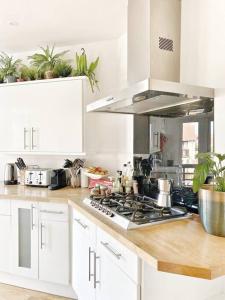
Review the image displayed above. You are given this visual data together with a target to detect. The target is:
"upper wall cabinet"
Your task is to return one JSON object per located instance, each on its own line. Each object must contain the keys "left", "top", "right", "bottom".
{"left": 0, "top": 77, "right": 85, "bottom": 155}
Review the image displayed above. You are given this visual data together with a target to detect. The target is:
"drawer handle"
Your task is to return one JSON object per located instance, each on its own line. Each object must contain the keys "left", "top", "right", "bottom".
{"left": 40, "top": 210, "right": 64, "bottom": 215}
{"left": 100, "top": 241, "right": 121, "bottom": 260}
{"left": 74, "top": 218, "right": 88, "bottom": 229}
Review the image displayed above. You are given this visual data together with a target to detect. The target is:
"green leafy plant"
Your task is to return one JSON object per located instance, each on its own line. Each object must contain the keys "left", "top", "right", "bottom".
{"left": 17, "top": 65, "right": 40, "bottom": 81}
{"left": 193, "top": 152, "right": 225, "bottom": 193}
{"left": 28, "top": 46, "right": 69, "bottom": 73}
{"left": 0, "top": 52, "right": 21, "bottom": 78}
{"left": 0, "top": 70, "right": 4, "bottom": 83}
{"left": 72, "top": 48, "right": 99, "bottom": 92}
{"left": 26, "top": 66, "right": 40, "bottom": 80}
{"left": 53, "top": 60, "right": 72, "bottom": 78}
{"left": 18, "top": 65, "right": 29, "bottom": 81}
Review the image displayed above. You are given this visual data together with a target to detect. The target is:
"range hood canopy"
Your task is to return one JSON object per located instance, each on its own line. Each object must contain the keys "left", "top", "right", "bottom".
{"left": 87, "top": 78, "right": 214, "bottom": 117}
{"left": 87, "top": 0, "right": 215, "bottom": 117}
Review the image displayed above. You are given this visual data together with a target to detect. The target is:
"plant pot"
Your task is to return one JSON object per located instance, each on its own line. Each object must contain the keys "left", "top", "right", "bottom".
{"left": 5, "top": 75, "right": 17, "bottom": 83}
{"left": 199, "top": 185, "right": 225, "bottom": 237}
{"left": 44, "top": 70, "right": 54, "bottom": 79}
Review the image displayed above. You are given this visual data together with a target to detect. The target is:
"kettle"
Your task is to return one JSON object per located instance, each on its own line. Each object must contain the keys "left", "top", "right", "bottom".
{"left": 4, "top": 163, "right": 18, "bottom": 185}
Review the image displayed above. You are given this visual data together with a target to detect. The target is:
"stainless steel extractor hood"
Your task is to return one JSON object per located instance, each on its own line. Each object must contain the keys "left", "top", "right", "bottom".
{"left": 87, "top": 0, "right": 215, "bottom": 117}
{"left": 87, "top": 78, "right": 214, "bottom": 116}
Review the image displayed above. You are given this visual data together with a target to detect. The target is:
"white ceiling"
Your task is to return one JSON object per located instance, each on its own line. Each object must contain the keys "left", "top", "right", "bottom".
{"left": 0, "top": 0, "right": 127, "bottom": 53}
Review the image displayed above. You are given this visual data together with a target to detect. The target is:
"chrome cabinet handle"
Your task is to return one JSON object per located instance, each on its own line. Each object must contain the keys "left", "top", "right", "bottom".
{"left": 31, "top": 127, "right": 38, "bottom": 150}
{"left": 100, "top": 241, "right": 122, "bottom": 260}
{"left": 40, "top": 223, "right": 45, "bottom": 249}
{"left": 88, "top": 247, "right": 94, "bottom": 282}
{"left": 94, "top": 252, "right": 100, "bottom": 289}
{"left": 31, "top": 205, "right": 35, "bottom": 230}
{"left": 40, "top": 210, "right": 64, "bottom": 215}
{"left": 74, "top": 218, "right": 88, "bottom": 229}
{"left": 24, "top": 128, "right": 29, "bottom": 150}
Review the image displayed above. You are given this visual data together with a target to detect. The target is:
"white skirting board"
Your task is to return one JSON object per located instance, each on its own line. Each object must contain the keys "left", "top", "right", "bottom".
{"left": 0, "top": 272, "right": 77, "bottom": 299}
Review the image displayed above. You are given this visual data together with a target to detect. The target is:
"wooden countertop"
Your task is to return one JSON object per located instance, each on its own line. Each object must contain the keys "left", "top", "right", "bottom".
{"left": 1, "top": 183, "right": 225, "bottom": 280}
{"left": 0, "top": 183, "right": 88, "bottom": 203}
{"left": 69, "top": 196, "right": 225, "bottom": 280}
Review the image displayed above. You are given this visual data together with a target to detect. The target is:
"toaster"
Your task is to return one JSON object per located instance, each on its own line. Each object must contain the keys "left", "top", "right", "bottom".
{"left": 25, "top": 168, "right": 52, "bottom": 187}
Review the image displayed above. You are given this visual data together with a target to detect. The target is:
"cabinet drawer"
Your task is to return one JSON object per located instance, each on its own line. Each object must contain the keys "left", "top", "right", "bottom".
{"left": 97, "top": 228, "right": 140, "bottom": 284}
{"left": 0, "top": 200, "right": 11, "bottom": 216}
{"left": 73, "top": 209, "right": 96, "bottom": 244}
{"left": 39, "top": 203, "right": 68, "bottom": 222}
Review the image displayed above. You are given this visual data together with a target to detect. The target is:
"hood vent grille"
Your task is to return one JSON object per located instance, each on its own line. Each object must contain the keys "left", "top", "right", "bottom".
{"left": 159, "top": 37, "right": 174, "bottom": 52}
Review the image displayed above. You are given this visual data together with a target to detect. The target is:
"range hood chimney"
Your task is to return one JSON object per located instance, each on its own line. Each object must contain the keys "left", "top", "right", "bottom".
{"left": 87, "top": 0, "right": 214, "bottom": 117}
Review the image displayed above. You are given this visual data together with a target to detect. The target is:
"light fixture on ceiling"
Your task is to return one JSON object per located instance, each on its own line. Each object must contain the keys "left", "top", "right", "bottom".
{"left": 8, "top": 21, "right": 19, "bottom": 26}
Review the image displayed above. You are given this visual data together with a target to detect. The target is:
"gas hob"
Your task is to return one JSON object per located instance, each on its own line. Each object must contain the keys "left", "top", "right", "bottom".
{"left": 83, "top": 193, "right": 192, "bottom": 229}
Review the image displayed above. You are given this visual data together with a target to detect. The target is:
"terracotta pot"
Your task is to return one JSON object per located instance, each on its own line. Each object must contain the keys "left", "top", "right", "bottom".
{"left": 199, "top": 185, "right": 225, "bottom": 237}
{"left": 44, "top": 70, "right": 54, "bottom": 79}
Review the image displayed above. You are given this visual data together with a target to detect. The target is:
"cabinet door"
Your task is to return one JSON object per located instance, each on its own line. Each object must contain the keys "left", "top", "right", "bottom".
{"left": 25, "top": 78, "right": 84, "bottom": 154}
{"left": 72, "top": 211, "right": 96, "bottom": 300}
{"left": 39, "top": 220, "right": 69, "bottom": 285}
{"left": 0, "top": 215, "right": 11, "bottom": 273}
{"left": 0, "top": 85, "right": 31, "bottom": 152}
{"left": 96, "top": 242, "right": 140, "bottom": 300}
{"left": 12, "top": 201, "right": 38, "bottom": 278}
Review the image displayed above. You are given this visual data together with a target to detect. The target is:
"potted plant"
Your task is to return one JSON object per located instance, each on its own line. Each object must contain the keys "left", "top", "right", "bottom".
{"left": 28, "top": 46, "right": 69, "bottom": 79}
{"left": 0, "top": 52, "right": 21, "bottom": 83}
{"left": 193, "top": 152, "right": 225, "bottom": 237}
{"left": 0, "top": 71, "right": 4, "bottom": 84}
{"left": 53, "top": 60, "right": 72, "bottom": 78}
{"left": 17, "top": 65, "right": 29, "bottom": 82}
{"left": 72, "top": 48, "right": 99, "bottom": 92}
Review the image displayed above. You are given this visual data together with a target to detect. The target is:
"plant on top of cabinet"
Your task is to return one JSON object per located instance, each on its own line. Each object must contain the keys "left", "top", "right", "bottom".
{"left": 28, "top": 45, "right": 69, "bottom": 79}
{"left": 0, "top": 52, "right": 21, "bottom": 83}
{"left": 72, "top": 48, "right": 99, "bottom": 92}
{"left": 193, "top": 152, "right": 225, "bottom": 237}
{"left": 17, "top": 65, "right": 40, "bottom": 81}
{"left": 53, "top": 60, "right": 72, "bottom": 78}
{"left": 17, "top": 65, "right": 29, "bottom": 82}
{"left": 0, "top": 71, "right": 4, "bottom": 84}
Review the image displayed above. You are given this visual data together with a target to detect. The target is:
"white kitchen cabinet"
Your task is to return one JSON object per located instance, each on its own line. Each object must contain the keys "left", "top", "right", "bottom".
{"left": 72, "top": 209, "right": 96, "bottom": 300}
{"left": 96, "top": 228, "right": 140, "bottom": 300}
{"left": 0, "top": 84, "right": 31, "bottom": 152}
{"left": 0, "top": 200, "right": 11, "bottom": 273}
{"left": 72, "top": 209, "right": 140, "bottom": 300}
{"left": 39, "top": 203, "right": 69, "bottom": 285}
{"left": 11, "top": 200, "right": 38, "bottom": 279}
{"left": 0, "top": 77, "right": 85, "bottom": 154}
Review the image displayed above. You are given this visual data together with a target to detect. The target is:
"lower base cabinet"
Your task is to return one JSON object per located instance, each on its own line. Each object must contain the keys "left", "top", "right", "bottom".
{"left": 96, "top": 242, "right": 140, "bottom": 300}
{"left": 0, "top": 201, "right": 12, "bottom": 273}
{"left": 72, "top": 209, "right": 141, "bottom": 300}
{"left": 12, "top": 200, "right": 39, "bottom": 279}
{"left": 39, "top": 203, "right": 69, "bottom": 285}
{"left": 72, "top": 210, "right": 96, "bottom": 300}
{"left": 11, "top": 200, "right": 69, "bottom": 285}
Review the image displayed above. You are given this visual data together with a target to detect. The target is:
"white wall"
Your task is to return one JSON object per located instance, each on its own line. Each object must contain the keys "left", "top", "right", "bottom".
{"left": 214, "top": 89, "right": 225, "bottom": 153}
{"left": 181, "top": 0, "right": 225, "bottom": 88}
{"left": 0, "top": 38, "right": 133, "bottom": 180}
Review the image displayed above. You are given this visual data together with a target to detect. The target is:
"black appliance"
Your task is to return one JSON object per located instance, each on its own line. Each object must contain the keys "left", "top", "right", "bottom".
{"left": 48, "top": 169, "right": 67, "bottom": 190}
